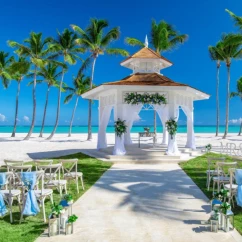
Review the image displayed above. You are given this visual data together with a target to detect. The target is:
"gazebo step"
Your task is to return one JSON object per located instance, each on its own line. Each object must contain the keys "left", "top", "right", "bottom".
{"left": 107, "top": 155, "right": 182, "bottom": 161}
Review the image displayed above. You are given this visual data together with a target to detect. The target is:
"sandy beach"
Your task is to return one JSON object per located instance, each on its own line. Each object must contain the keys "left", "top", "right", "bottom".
{"left": 0, "top": 132, "right": 241, "bottom": 164}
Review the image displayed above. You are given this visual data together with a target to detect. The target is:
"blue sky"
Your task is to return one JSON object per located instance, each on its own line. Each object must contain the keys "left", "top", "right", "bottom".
{"left": 0, "top": 0, "right": 242, "bottom": 126}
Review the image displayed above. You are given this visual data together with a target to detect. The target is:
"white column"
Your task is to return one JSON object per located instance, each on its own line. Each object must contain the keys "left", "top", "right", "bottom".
{"left": 113, "top": 104, "right": 126, "bottom": 155}
{"left": 181, "top": 104, "right": 196, "bottom": 150}
{"left": 166, "top": 94, "right": 180, "bottom": 155}
{"left": 97, "top": 105, "right": 113, "bottom": 150}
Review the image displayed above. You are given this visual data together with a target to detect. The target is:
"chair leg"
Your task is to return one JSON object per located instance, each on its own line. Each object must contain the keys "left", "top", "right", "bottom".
{"left": 50, "top": 193, "right": 54, "bottom": 204}
{"left": 9, "top": 196, "right": 13, "bottom": 223}
{"left": 212, "top": 181, "right": 215, "bottom": 195}
{"left": 80, "top": 176, "right": 84, "bottom": 190}
{"left": 19, "top": 196, "right": 27, "bottom": 224}
{"left": 64, "top": 184, "right": 67, "bottom": 194}
{"left": 41, "top": 197, "right": 46, "bottom": 223}
{"left": 76, "top": 178, "right": 79, "bottom": 194}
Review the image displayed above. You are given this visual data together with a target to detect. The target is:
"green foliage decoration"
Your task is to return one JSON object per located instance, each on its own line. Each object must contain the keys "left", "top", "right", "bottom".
{"left": 124, "top": 92, "right": 167, "bottom": 105}
{"left": 166, "top": 118, "right": 178, "bottom": 139}
{"left": 68, "top": 214, "right": 78, "bottom": 223}
{"left": 114, "top": 118, "right": 127, "bottom": 137}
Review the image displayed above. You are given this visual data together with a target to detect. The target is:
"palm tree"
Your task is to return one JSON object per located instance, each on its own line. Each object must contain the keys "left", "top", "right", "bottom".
{"left": 46, "top": 29, "right": 83, "bottom": 140}
{"left": 208, "top": 42, "right": 224, "bottom": 136}
{"left": 9, "top": 57, "right": 30, "bottom": 137}
{"left": 28, "top": 63, "right": 62, "bottom": 137}
{"left": 217, "top": 34, "right": 242, "bottom": 139}
{"left": 226, "top": 9, "right": 242, "bottom": 31}
{"left": 231, "top": 77, "right": 242, "bottom": 135}
{"left": 8, "top": 32, "right": 52, "bottom": 140}
{"left": 71, "top": 19, "right": 129, "bottom": 140}
{"left": 125, "top": 19, "right": 188, "bottom": 136}
{"left": 0, "top": 51, "right": 13, "bottom": 88}
{"left": 64, "top": 74, "right": 90, "bottom": 137}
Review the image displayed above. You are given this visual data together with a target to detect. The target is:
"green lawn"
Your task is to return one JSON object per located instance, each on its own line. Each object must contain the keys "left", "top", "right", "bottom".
{"left": 180, "top": 152, "right": 242, "bottom": 234}
{"left": 0, "top": 153, "right": 112, "bottom": 242}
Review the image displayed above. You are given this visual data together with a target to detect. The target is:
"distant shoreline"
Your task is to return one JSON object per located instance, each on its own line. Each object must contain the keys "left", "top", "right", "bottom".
{"left": 0, "top": 125, "right": 241, "bottom": 133}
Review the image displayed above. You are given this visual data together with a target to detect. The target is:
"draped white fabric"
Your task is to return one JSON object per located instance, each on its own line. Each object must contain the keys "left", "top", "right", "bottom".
{"left": 181, "top": 106, "right": 196, "bottom": 150}
{"left": 123, "top": 104, "right": 143, "bottom": 145}
{"left": 166, "top": 105, "right": 180, "bottom": 155}
{"left": 97, "top": 105, "right": 113, "bottom": 150}
{"left": 153, "top": 104, "right": 169, "bottom": 145}
{"left": 113, "top": 134, "right": 126, "bottom": 155}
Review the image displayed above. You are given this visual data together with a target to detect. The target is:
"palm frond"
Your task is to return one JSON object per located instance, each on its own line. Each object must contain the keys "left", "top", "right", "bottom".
{"left": 64, "top": 93, "right": 74, "bottom": 104}
{"left": 226, "top": 9, "right": 242, "bottom": 31}
{"left": 106, "top": 48, "right": 129, "bottom": 56}
{"left": 125, "top": 37, "right": 145, "bottom": 47}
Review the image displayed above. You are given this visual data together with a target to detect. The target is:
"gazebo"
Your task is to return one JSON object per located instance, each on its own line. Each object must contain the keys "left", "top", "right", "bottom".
{"left": 82, "top": 41, "right": 209, "bottom": 156}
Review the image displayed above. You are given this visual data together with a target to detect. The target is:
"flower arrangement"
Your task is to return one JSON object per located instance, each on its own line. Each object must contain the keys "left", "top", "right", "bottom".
{"left": 220, "top": 202, "right": 231, "bottom": 215}
{"left": 205, "top": 144, "right": 212, "bottom": 152}
{"left": 166, "top": 118, "right": 178, "bottom": 139}
{"left": 51, "top": 203, "right": 63, "bottom": 218}
{"left": 213, "top": 189, "right": 229, "bottom": 201}
{"left": 124, "top": 92, "right": 167, "bottom": 105}
{"left": 114, "top": 118, "right": 127, "bottom": 137}
{"left": 68, "top": 214, "right": 78, "bottom": 223}
{"left": 144, "top": 127, "right": 150, "bottom": 133}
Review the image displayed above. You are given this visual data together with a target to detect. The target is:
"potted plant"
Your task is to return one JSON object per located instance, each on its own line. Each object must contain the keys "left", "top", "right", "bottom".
{"left": 66, "top": 214, "right": 78, "bottom": 235}
{"left": 50, "top": 203, "right": 63, "bottom": 218}
{"left": 64, "top": 194, "right": 74, "bottom": 205}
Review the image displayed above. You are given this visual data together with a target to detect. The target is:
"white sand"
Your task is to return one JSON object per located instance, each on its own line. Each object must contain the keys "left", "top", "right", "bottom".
{"left": 0, "top": 132, "right": 241, "bottom": 165}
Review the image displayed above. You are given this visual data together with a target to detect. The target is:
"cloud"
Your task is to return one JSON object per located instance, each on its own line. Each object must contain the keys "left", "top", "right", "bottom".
{"left": 229, "top": 118, "right": 242, "bottom": 124}
{"left": 23, "top": 116, "right": 30, "bottom": 122}
{"left": 0, "top": 114, "right": 6, "bottom": 122}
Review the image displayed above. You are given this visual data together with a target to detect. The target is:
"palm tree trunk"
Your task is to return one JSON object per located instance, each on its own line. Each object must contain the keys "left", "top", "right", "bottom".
{"left": 223, "top": 64, "right": 231, "bottom": 139}
{"left": 39, "top": 85, "right": 50, "bottom": 137}
{"left": 11, "top": 81, "right": 21, "bottom": 137}
{"left": 238, "top": 121, "right": 242, "bottom": 136}
{"left": 68, "top": 96, "right": 79, "bottom": 137}
{"left": 215, "top": 63, "right": 220, "bottom": 136}
{"left": 24, "top": 66, "right": 37, "bottom": 140}
{"left": 47, "top": 68, "right": 65, "bottom": 140}
{"left": 87, "top": 55, "right": 97, "bottom": 141}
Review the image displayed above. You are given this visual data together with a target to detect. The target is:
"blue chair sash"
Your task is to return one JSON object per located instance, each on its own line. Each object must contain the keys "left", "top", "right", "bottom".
{"left": 21, "top": 172, "right": 40, "bottom": 216}
{"left": 0, "top": 173, "right": 8, "bottom": 216}
{"left": 235, "top": 169, "right": 242, "bottom": 207}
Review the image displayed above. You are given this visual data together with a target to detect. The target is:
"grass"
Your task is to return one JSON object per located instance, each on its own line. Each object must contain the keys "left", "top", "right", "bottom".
{"left": 179, "top": 152, "right": 242, "bottom": 234}
{"left": 0, "top": 153, "right": 112, "bottom": 242}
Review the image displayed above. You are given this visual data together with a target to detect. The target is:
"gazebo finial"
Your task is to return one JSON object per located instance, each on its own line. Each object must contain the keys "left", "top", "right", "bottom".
{"left": 145, "top": 35, "right": 148, "bottom": 48}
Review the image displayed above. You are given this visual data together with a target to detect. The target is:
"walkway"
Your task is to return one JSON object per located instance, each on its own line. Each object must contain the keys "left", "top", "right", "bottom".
{"left": 37, "top": 164, "right": 241, "bottom": 242}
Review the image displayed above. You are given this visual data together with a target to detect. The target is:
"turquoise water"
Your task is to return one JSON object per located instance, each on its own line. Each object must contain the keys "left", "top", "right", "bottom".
{"left": 0, "top": 125, "right": 241, "bottom": 133}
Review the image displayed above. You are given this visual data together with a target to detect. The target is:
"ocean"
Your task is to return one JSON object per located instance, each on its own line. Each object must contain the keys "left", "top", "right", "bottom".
{"left": 0, "top": 125, "right": 241, "bottom": 133}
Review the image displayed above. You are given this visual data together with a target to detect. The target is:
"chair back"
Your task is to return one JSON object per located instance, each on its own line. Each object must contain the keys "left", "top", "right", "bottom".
{"left": 4, "top": 160, "right": 24, "bottom": 172}
{"left": 34, "top": 160, "right": 53, "bottom": 171}
{"left": 37, "top": 164, "right": 62, "bottom": 185}
{"left": 60, "top": 159, "right": 78, "bottom": 178}
{"left": 216, "top": 162, "right": 238, "bottom": 177}
{"left": 207, "top": 157, "right": 225, "bottom": 171}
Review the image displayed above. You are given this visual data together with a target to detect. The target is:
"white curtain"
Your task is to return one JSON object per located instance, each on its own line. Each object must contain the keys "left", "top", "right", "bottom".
{"left": 97, "top": 105, "right": 113, "bottom": 150}
{"left": 123, "top": 104, "right": 143, "bottom": 145}
{"left": 166, "top": 105, "right": 180, "bottom": 155}
{"left": 181, "top": 106, "right": 196, "bottom": 150}
{"left": 154, "top": 104, "right": 169, "bottom": 145}
{"left": 113, "top": 134, "right": 126, "bottom": 155}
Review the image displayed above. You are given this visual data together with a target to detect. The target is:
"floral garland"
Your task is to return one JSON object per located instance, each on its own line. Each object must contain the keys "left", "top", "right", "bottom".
{"left": 124, "top": 92, "right": 167, "bottom": 105}
{"left": 114, "top": 118, "right": 127, "bottom": 137}
{"left": 166, "top": 118, "right": 178, "bottom": 139}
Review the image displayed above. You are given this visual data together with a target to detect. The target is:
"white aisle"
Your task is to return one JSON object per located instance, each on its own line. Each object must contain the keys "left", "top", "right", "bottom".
{"left": 36, "top": 164, "right": 241, "bottom": 242}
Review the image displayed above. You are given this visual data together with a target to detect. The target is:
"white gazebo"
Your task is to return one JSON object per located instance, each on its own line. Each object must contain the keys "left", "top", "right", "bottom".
{"left": 82, "top": 42, "right": 210, "bottom": 156}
